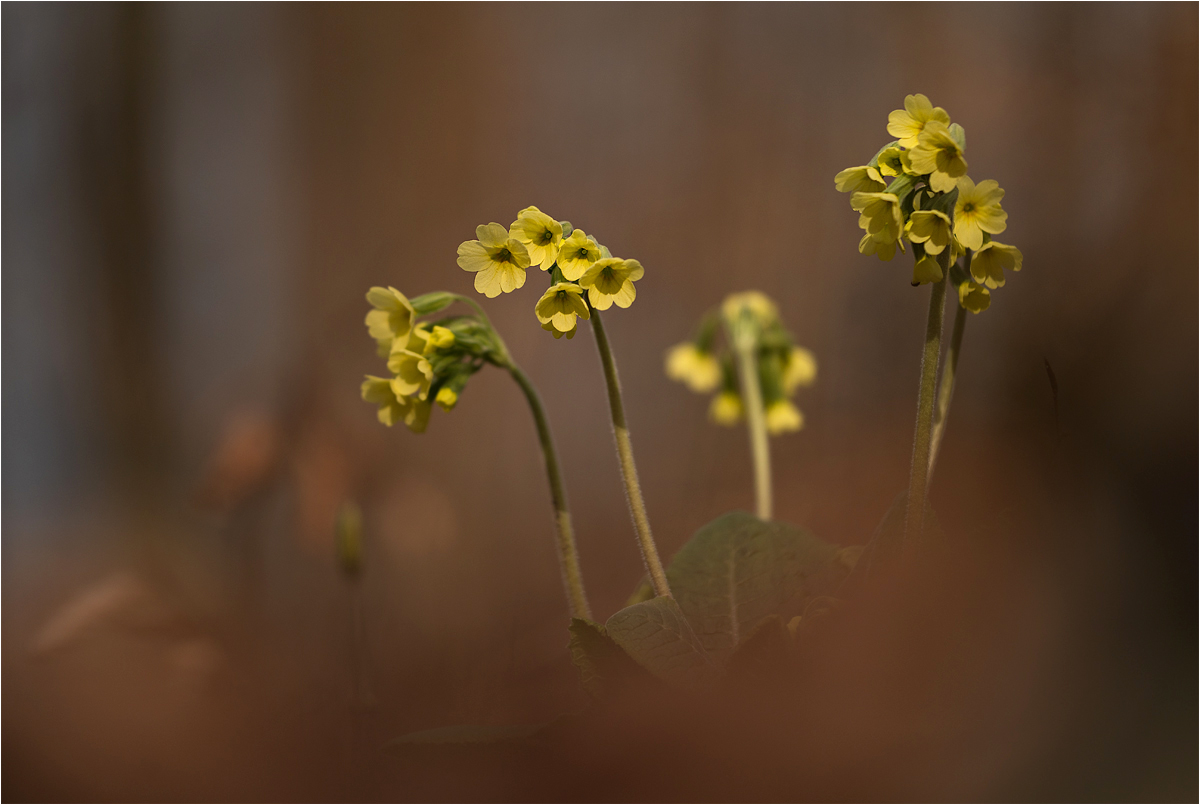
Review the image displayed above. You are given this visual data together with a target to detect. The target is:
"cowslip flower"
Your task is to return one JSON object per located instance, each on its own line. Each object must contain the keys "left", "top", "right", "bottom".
{"left": 457, "top": 223, "right": 531, "bottom": 298}
{"left": 510, "top": 206, "right": 563, "bottom": 271}
{"left": 362, "top": 376, "right": 408, "bottom": 427}
{"left": 911, "top": 254, "right": 944, "bottom": 286}
{"left": 906, "top": 210, "right": 953, "bottom": 256}
{"left": 953, "top": 177, "right": 1007, "bottom": 251}
{"left": 851, "top": 192, "right": 902, "bottom": 243}
{"left": 365, "top": 286, "right": 416, "bottom": 355}
{"left": 535, "top": 282, "right": 591, "bottom": 333}
{"left": 781, "top": 347, "right": 817, "bottom": 393}
{"left": 858, "top": 232, "right": 900, "bottom": 261}
{"left": 876, "top": 146, "right": 913, "bottom": 178}
{"left": 423, "top": 325, "right": 455, "bottom": 354}
{"left": 908, "top": 121, "right": 967, "bottom": 193}
{"left": 834, "top": 165, "right": 886, "bottom": 194}
{"left": 557, "top": 229, "right": 602, "bottom": 281}
{"left": 968, "top": 241, "right": 1023, "bottom": 289}
{"left": 540, "top": 320, "right": 576, "bottom": 340}
{"left": 958, "top": 279, "right": 991, "bottom": 314}
{"left": 435, "top": 387, "right": 458, "bottom": 412}
{"left": 709, "top": 391, "right": 743, "bottom": 425}
{"left": 887, "top": 93, "right": 951, "bottom": 149}
{"left": 387, "top": 349, "right": 433, "bottom": 399}
{"left": 579, "top": 258, "right": 643, "bottom": 310}
{"left": 665, "top": 343, "right": 721, "bottom": 393}
{"left": 765, "top": 399, "right": 803, "bottom": 435}
{"left": 722, "top": 291, "right": 778, "bottom": 326}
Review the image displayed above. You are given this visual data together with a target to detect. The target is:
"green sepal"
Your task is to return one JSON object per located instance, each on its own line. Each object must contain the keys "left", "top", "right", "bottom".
{"left": 558, "top": 220, "right": 573, "bottom": 239}
{"left": 410, "top": 291, "right": 456, "bottom": 315}
{"left": 867, "top": 139, "right": 901, "bottom": 170}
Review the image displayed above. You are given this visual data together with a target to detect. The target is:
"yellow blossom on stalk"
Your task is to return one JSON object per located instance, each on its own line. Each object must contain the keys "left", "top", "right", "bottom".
{"left": 953, "top": 177, "right": 1007, "bottom": 251}
{"left": 709, "top": 391, "right": 743, "bottom": 425}
{"left": 876, "top": 147, "right": 913, "bottom": 178}
{"left": 911, "top": 255, "right": 944, "bottom": 286}
{"left": 782, "top": 347, "right": 817, "bottom": 393}
{"left": 969, "top": 241, "right": 1023, "bottom": 289}
{"left": 858, "top": 232, "right": 900, "bottom": 261}
{"left": 435, "top": 387, "right": 458, "bottom": 412}
{"left": 958, "top": 280, "right": 991, "bottom": 314}
{"left": 540, "top": 320, "right": 576, "bottom": 340}
{"left": 387, "top": 349, "right": 433, "bottom": 399}
{"left": 851, "top": 192, "right": 902, "bottom": 244}
{"left": 404, "top": 398, "right": 431, "bottom": 433}
{"left": 509, "top": 206, "right": 563, "bottom": 271}
{"left": 665, "top": 343, "right": 721, "bottom": 393}
{"left": 365, "top": 286, "right": 416, "bottom": 355}
{"left": 535, "top": 282, "right": 591, "bottom": 333}
{"left": 834, "top": 165, "right": 886, "bottom": 193}
{"left": 906, "top": 210, "right": 953, "bottom": 255}
{"left": 457, "top": 223, "right": 531, "bottom": 298}
{"left": 362, "top": 376, "right": 408, "bottom": 427}
{"left": 423, "top": 325, "right": 455, "bottom": 354}
{"left": 765, "top": 399, "right": 804, "bottom": 435}
{"left": 887, "top": 93, "right": 951, "bottom": 149}
{"left": 557, "top": 229, "right": 603, "bottom": 281}
{"left": 722, "top": 291, "right": 778, "bottom": 325}
{"left": 908, "top": 121, "right": 968, "bottom": 193}
{"left": 579, "top": 258, "right": 643, "bottom": 310}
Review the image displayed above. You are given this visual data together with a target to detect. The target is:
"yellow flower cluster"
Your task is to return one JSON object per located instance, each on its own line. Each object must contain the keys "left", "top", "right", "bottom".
{"left": 666, "top": 291, "right": 815, "bottom": 436}
{"left": 458, "top": 206, "right": 644, "bottom": 338}
{"left": 835, "top": 94, "right": 1023, "bottom": 311}
{"left": 361, "top": 288, "right": 495, "bottom": 432}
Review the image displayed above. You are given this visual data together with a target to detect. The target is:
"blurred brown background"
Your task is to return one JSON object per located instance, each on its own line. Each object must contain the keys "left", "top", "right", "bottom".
{"left": 3, "top": 3, "right": 1196, "bottom": 800}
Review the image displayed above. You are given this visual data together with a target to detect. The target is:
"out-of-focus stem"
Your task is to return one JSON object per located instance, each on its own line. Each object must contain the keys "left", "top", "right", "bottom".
{"left": 733, "top": 339, "right": 772, "bottom": 520}
{"left": 928, "top": 294, "right": 967, "bottom": 483}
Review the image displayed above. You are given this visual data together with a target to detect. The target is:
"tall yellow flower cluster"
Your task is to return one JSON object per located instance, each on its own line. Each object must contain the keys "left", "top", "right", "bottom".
{"left": 457, "top": 206, "right": 644, "bottom": 339}
{"left": 666, "top": 291, "right": 816, "bottom": 436}
{"left": 835, "top": 94, "right": 1023, "bottom": 312}
{"left": 361, "top": 288, "right": 500, "bottom": 432}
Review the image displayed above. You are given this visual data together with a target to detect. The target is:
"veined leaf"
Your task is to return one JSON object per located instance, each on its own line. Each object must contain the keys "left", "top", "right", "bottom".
{"left": 604, "top": 597, "right": 718, "bottom": 688}
{"left": 568, "top": 618, "right": 656, "bottom": 698}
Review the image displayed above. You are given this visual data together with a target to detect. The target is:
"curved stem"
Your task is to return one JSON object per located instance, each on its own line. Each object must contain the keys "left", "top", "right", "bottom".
{"left": 928, "top": 297, "right": 967, "bottom": 484}
{"left": 903, "top": 255, "right": 950, "bottom": 550}
{"left": 734, "top": 341, "right": 772, "bottom": 520}
{"left": 507, "top": 363, "right": 592, "bottom": 621}
{"left": 590, "top": 311, "right": 671, "bottom": 599}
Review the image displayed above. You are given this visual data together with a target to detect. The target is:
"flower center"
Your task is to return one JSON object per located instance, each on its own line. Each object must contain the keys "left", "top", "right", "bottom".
{"left": 962, "top": 203, "right": 975, "bottom": 214}
{"left": 497, "top": 248, "right": 512, "bottom": 263}
{"left": 541, "top": 231, "right": 554, "bottom": 244}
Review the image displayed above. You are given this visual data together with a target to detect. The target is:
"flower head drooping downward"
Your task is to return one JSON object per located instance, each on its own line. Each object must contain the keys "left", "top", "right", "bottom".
{"left": 457, "top": 223, "right": 531, "bottom": 298}
{"left": 666, "top": 343, "right": 721, "bottom": 393}
{"left": 969, "top": 241, "right": 1023, "bottom": 289}
{"left": 851, "top": 191, "right": 903, "bottom": 246}
{"left": 908, "top": 121, "right": 968, "bottom": 193}
{"left": 709, "top": 390, "right": 743, "bottom": 425}
{"left": 510, "top": 206, "right": 563, "bottom": 271}
{"left": 579, "top": 257, "right": 644, "bottom": 310}
{"left": 834, "top": 165, "right": 887, "bottom": 194}
{"left": 365, "top": 286, "right": 416, "bottom": 356}
{"left": 765, "top": 399, "right": 803, "bottom": 435}
{"left": 535, "top": 282, "right": 591, "bottom": 334}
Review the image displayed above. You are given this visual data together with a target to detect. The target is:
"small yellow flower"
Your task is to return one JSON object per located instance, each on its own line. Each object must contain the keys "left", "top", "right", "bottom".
{"left": 579, "top": 258, "right": 643, "bottom": 310}
{"left": 509, "top": 206, "right": 563, "bottom": 271}
{"left": 665, "top": 343, "right": 721, "bottom": 393}
{"left": 404, "top": 398, "right": 431, "bottom": 433}
{"left": 908, "top": 121, "right": 967, "bottom": 193}
{"left": 557, "top": 229, "right": 602, "bottom": 281}
{"left": 858, "top": 232, "right": 900, "bottom": 261}
{"left": 958, "top": 280, "right": 991, "bottom": 314}
{"left": 387, "top": 349, "right": 433, "bottom": 399}
{"left": 911, "top": 255, "right": 944, "bottom": 286}
{"left": 541, "top": 320, "right": 576, "bottom": 340}
{"left": 886, "top": 93, "right": 951, "bottom": 149}
{"left": 722, "top": 291, "right": 778, "bottom": 325}
{"left": 851, "top": 192, "right": 902, "bottom": 243}
{"left": 457, "top": 223, "right": 531, "bottom": 298}
{"left": 876, "top": 147, "right": 913, "bottom": 178}
{"left": 906, "top": 210, "right": 953, "bottom": 255}
{"left": 953, "top": 177, "right": 1007, "bottom": 251}
{"left": 834, "top": 165, "right": 886, "bottom": 194}
{"left": 709, "top": 391, "right": 743, "bottom": 426}
{"left": 423, "top": 325, "right": 455, "bottom": 354}
{"left": 782, "top": 347, "right": 817, "bottom": 393}
{"left": 968, "top": 241, "right": 1023, "bottom": 289}
{"left": 365, "top": 286, "right": 416, "bottom": 355}
{"left": 362, "top": 376, "right": 408, "bottom": 427}
{"left": 535, "top": 282, "right": 591, "bottom": 333}
{"left": 435, "top": 387, "right": 458, "bottom": 412}
{"left": 765, "top": 399, "right": 804, "bottom": 435}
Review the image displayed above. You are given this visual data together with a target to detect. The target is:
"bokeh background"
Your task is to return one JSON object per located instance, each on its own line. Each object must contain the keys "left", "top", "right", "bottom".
{"left": 4, "top": 3, "right": 1196, "bottom": 800}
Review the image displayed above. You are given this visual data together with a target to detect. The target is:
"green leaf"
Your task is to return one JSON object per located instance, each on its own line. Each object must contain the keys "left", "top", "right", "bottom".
{"left": 666, "top": 512, "right": 846, "bottom": 666}
{"left": 841, "top": 490, "right": 942, "bottom": 595}
{"left": 567, "top": 618, "right": 657, "bottom": 698}
{"left": 604, "top": 597, "right": 718, "bottom": 688}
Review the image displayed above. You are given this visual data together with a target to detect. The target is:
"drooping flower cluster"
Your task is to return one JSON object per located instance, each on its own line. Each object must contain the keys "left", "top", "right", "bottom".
{"left": 835, "top": 94, "right": 1023, "bottom": 312}
{"left": 666, "top": 291, "right": 816, "bottom": 436}
{"left": 361, "top": 288, "right": 501, "bottom": 432}
{"left": 457, "top": 206, "right": 644, "bottom": 338}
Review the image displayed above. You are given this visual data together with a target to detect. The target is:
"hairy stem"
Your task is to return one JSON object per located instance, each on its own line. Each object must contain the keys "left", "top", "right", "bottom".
{"left": 590, "top": 311, "right": 671, "bottom": 598}
{"left": 734, "top": 340, "right": 772, "bottom": 520}
{"left": 928, "top": 295, "right": 967, "bottom": 483}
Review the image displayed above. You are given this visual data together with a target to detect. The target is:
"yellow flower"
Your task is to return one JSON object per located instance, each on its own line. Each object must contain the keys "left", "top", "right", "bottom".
{"left": 665, "top": 343, "right": 721, "bottom": 393}
{"left": 365, "top": 286, "right": 416, "bottom": 355}
{"left": 509, "top": 206, "right": 563, "bottom": 271}
{"left": 404, "top": 398, "right": 431, "bottom": 433}
{"left": 557, "top": 229, "right": 602, "bottom": 281}
{"left": 423, "top": 325, "right": 455, "bottom": 354}
{"left": 709, "top": 391, "right": 743, "bottom": 425}
{"left": 906, "top": 210, "right": 953, "bottom": 255}
{"left": 765, "top": 399, "right": 804, "bottom": 435}
{"left": 908, "top": 121, "right": 967, "bottom": 193}
{"left": 958, "top": 280, "right": 991, "bottom": 314}
{"left": 953, "top": 177, "right": 1007, "bottom": 251}
{"left": 851, "top": 192, "right": 902, "bottom": 243}
{"left": 457, "top": 223, "right": 531, "bottom": 298}
{"left": 968, "top": 241, "right": 1023, "bottom": 289}
{"left": 435, "top": 387, "right": 458, "bottom": 412}
{"left": 858, "top": 233, "right": 900, "bottom": 261}
{"left": 834, "top": 165, "right": 886, "bottom": 193}
{"left": 362, "top": 376, "right": 408, "bottom": 426}
{"left": 535, "top": 282, "right": 591, "bottom": 333}
{"left": 782, "top": 347, "right": 817, "bottom": 393}
{"left": 722, "top": 291, "right": 778, "bottom": 325}
{"left": 387, "top": 349, "right": 433, "bottom": 399}
{"left": 579, "top": 258, "right": 643, "bottom": 310}
{"left": 911, "top": 255, "right": 944, "bottom": 286}
{"left": 886, "top": 93, "right": 951, "bottom": 149}
{"left": 541, "top": 320, "right": 576, "bottom": 340}
{"left": 876, "top": 147, "right": 914, "bottom": 178}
